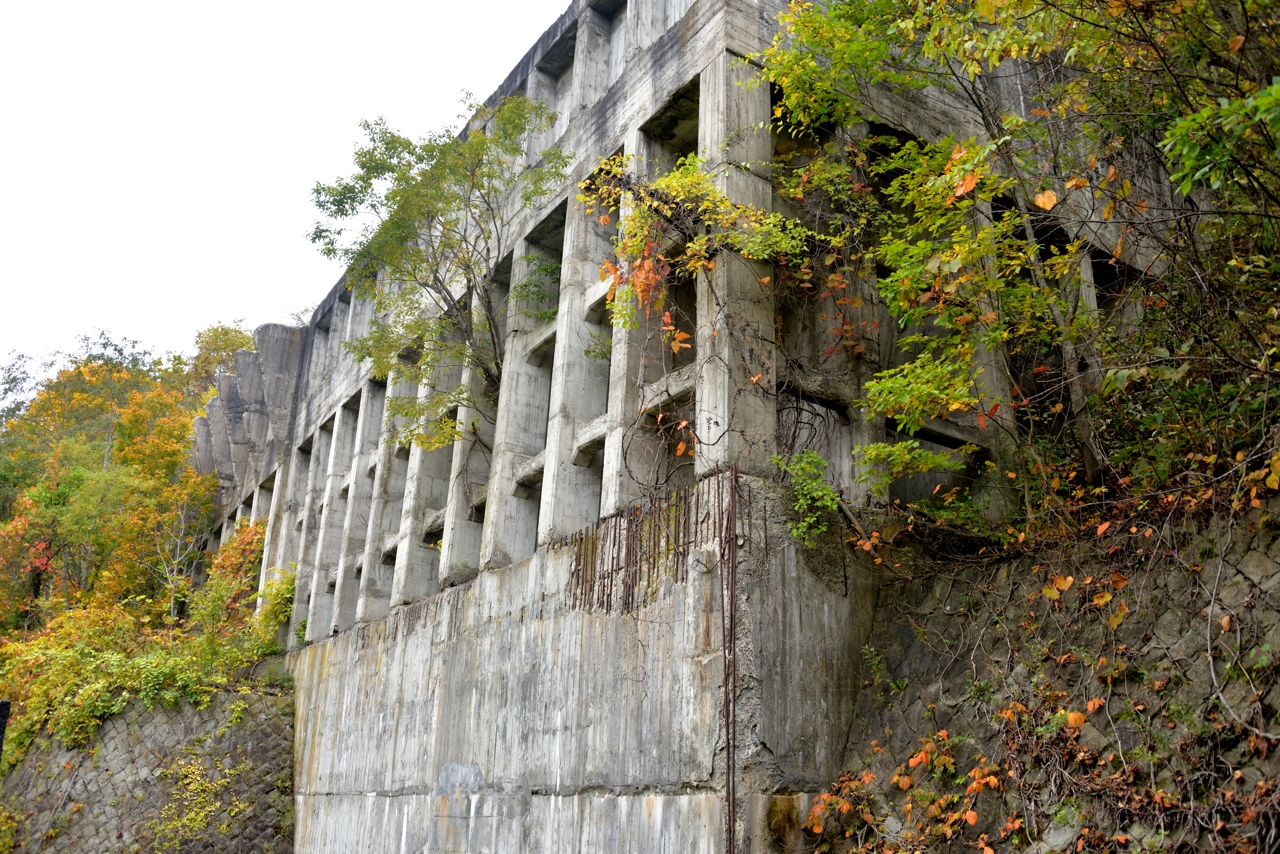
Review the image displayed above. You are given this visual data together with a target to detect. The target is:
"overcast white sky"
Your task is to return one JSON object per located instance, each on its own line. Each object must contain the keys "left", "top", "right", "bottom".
{"left": 0, "top": 0, "right": 572, "bottom": 366}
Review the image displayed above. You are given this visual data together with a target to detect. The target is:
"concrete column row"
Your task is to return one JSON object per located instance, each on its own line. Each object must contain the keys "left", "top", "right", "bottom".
{"left": 241, "top": 29, "right": 783, "bottom": 642}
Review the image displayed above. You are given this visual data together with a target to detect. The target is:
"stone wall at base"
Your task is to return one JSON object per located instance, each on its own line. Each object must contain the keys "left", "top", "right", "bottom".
{"left": 1, "top": 691, "right": 294, "bottom": 854}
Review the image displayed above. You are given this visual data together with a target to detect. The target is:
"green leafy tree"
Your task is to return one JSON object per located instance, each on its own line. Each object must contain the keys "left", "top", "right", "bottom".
{"left": 187, "top": 321, "right": 255, "bottom": 404}
{"left": 311, "top": 95, "right": 570, "bottom": 447}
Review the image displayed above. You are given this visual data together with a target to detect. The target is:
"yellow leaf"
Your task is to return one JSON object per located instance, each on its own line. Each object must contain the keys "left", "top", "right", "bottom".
{"left": 1042, "top": 584, "right": 1060, "bottom": 601}
{"left": 1093, "top": 591, "right": 1113, "bottom": 607}
{"left": 1065, "top": 176, "right": 1088, "bottom": 190}
{"left": 1034, "top": 189, "right": 1058, "bottom": 210}
{"left": 976, "top": 0, "right": 995, "bottom": 19}
{"left": 1108, "top": 610, "right": 1125, "bottom": 629}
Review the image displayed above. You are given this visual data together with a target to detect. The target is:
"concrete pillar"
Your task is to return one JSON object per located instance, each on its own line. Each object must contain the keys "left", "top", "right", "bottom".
{"left": 571, "top": 6, "right": 611, "bottom": 112}
{"left": 438, "top": 365, "right": 495, "bottom": 582}
{"left": 480, "top": 249, "right": 555, "bottom": 570}
{"left": 537, "top": 209, "right": 613, "bottom": 541}
{"left": 329, "top": 381, "right": 386, "bottom": 634}
{"left": 192, "top": 416, "right": 216, "bottom": 476}
{"left": 215, "top": 375, "right": 253, "bottom": 490}
{"left": 695, "top": 50, "right": 776, "bottom": 478}
{"left": 205, "top": 397, "right": 237, "bottom": 501}
{"left": 305, "top": 401, "right": 358, "bottom": 641}
{"left": 234, "top": 350, "right": 269, "bottom": 477}
{"left": 355, "top": 377, "right": 414, "bottom": 624}
{"left": 600, "top": 129, "right": 669, "bottom": 515}
{"left": 294, "top": 432, "right": 329, "bottom": 644}
{"left": 253, "top": 324, "right": 305, "bottom": 447}
{"left": 388, "top": 376, "right": 457, "bottom": 604}
{"left": 254, "top": 462, "right": 287, "bottom": 612}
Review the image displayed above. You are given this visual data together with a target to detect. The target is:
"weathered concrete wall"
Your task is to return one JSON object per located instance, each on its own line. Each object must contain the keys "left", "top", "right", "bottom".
{"left": 1, "top": 691, "right": 293, "bottom": 853}
{"left": 290, "top": 476, "right": 877, "bottom": 852}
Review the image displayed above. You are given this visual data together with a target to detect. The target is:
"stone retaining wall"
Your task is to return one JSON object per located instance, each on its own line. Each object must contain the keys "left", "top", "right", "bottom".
{"left": 1, "top": 691, "right": 293, "bottom": 853}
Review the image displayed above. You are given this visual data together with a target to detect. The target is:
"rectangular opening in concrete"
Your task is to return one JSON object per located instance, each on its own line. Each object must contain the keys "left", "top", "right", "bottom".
{"left": 519, "top": 202, "right": 567, "bottom": 319}
{"left": 777, "top": 394, "right": 855, "bottom": 498}
{"left": 883, "top": 420, "right": 985, "bottom": 506}
{"left": 641, "top": 75, "right": 700, "bottom": 176}
{"left": 645, "top": 398, "right": 697, "bottom": 492}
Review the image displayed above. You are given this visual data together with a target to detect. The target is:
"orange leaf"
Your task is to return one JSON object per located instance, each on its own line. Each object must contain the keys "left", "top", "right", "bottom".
{"left": 898, "top": 775, "right": 913, "bottom": 790}
{"left": 1067, "top": 711, "right": 1086, "bottom": 728}
{"left": 1096, "top": 521, "right": 1111, "bottom": 536}
{"left": 1220, "top": 614, "right": 1231, "bottom": 632}
{"left": 1034, "top": 189, "right": 1058, "bottom": 210}
{"left": 1110, "top": 571, "right": 1128, "bottom": 590}
{"left": 1229, "top": 34, "right": 1245, "bottom": 52}
{"left": 676, "top": 441, "right": 687, "bottom": 457}
{"left": 1065, "top": 175, "right": 1088, "bottom": 190}
{"left": 1053, "top": 574, "right": 1074, "bottom": 592}
{"left": 965, "top": 810, "right": 978, "bottom": 825}
{"left": 954, "top": 173, "right": 978, "bottom": 197}
{"left": 1087, "top": 697, "right": 1105, "bottom": 713}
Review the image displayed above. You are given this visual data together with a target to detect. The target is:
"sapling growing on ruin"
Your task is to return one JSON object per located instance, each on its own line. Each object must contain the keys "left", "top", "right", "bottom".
{"left": 311, "top": 95, "right": 570, "bottom": 449}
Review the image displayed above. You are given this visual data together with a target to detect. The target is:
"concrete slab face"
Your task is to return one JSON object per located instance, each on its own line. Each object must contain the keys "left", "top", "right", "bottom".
{"left": 290, "top": 474, "right": 877, "bottom": 852}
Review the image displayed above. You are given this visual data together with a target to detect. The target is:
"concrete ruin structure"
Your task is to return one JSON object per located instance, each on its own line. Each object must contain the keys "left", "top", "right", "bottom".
{"left": 189, "top": 0, "right": 955, "bottom": 849}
